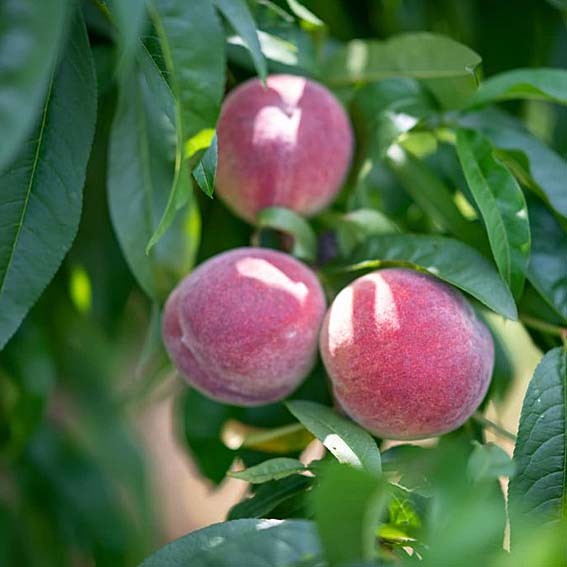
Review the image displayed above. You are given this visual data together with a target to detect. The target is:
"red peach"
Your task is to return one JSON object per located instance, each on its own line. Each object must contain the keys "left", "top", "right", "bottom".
{"left": 163, "top": 247, "right": 326, "bottom": 405}
{"left": 320, "top": 268, "right": 494, "bottom": 440}
{"left": 216, "top": 74, "right": 353, "bottom": 223}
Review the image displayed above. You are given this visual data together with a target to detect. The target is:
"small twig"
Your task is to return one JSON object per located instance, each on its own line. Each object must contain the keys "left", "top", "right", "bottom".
{"left": 520, "top": 315, "right": 567, "bottom": 340}
{"left": 473, "top": 412, "right": 517, "bottom": 443}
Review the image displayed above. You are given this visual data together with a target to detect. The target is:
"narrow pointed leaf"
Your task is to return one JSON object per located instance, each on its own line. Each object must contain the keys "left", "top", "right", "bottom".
{"left": 147, "top": 0, "right": 225, "bottom": 250}
{"left": 526, "top": 198, "right": 567, "bottom": 322}
{"left": 456, "top": 128, "right": 530, "bottom": 298}
{"left": 192, "top": 135, "right": 218, "bottom": 198}
{"left": 472, "top": 68, "right": 567, "bottom": 107}
{"left": 0, "top": 12, "right": 96, "bottom": 348}
{"left": 386, "top": 145, "right": 485, "bottom": 249}
{"left": 347, "top": 234, "right": 518, "bottom": 320}
{"left": 229, "top": 458, "right": 306, "bottom": 484}
{"left": 215, "top": 0, "right": 267, "bottom": 81}
{"left": 108, "top": 49, "right": 200, "bottom": 302}
{"left": 458, "top": 110, "right": 567, "bottom": 218}
{"left": 286, "top": 0, "right": 325, "bottom": 29}
{"left": 0, "top": 0, "right": 69, "bottom": 170}
{"left": 286, "top": 400, "right": 382, "bottom": 474}
{"left": 148, "top": 0, "right": 225, "bottom": 140}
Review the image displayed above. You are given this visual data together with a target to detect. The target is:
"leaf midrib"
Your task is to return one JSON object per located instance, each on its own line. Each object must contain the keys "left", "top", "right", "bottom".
{"left": 0, "top": 70, "right": 55, "bottom": 296}
{"left": 134, "top": 75, "right": 157, "bottom": 265}
{"left": 145, "top": 3, "right": 185, "bottom": 252}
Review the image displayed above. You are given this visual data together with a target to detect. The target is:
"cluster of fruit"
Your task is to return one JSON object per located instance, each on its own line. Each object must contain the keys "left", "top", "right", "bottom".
{"left": 163, "top": 75, "right": 494, "bottom": 441}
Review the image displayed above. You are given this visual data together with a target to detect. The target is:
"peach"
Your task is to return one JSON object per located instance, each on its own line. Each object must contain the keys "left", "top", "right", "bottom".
{"left": 216, "top": 74, "right": 353, "bottom": 223}
{"left": 163, "top": 247, "right": 326, "bottom": 405}
{"left": 320, "top": 268, "right": 494, "bottom": 440}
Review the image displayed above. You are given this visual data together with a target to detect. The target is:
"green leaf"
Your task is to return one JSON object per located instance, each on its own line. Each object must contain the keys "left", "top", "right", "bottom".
{"left": 509, "top": 347, "right": 567, "bottom": 524}
{"left": 148, "top": 0, "right": 225, "bottom": 140}
{"left": 467, "top": 442, "right": 516, "bottom": 483}
{"left": 108, "top": 0, "right": 147, "bottom": 70}
{"left": 229, "top": 458, "right": 306, "bottom": 483}
{"left": 226, "top": 17, "right": 318, "bottom": 76}
{"left": 139, "top": 519, "right": 321, "bottom": 567}
{"left": 180, "top": 389, "right": 237, "bottom": 485}
{"left": 327, "top": 209, "right": 399, "bottom": 257}
{"left": 472, "top": 68, "right": 567, "bottom": 107}
{"left": 286, "top": 0, "right": 325, "bottom": 29}
{"left": 323, "top": 33, "right": 481, "bottom": 108}
{"left": 240, "top": 423, "right": 314, "bottom": 454}
{"left": 256, "top": 208, "right": 317, "bottom": 262}
{"left": 525, "top": 198, "right": 567, "bottom": 322}
{"left": 483, "top": 316, "right": 515, "bottom": 401}
{"left": 0, "top": 12, "right": 96, "bottom": 349}
{"left": 192, "top": 134, "right": 218, "bottom": 198}
{"left": 0, "top": 0, "right": 69, "bottom": 170}
{"left": 286, "top": 401, "right": 382, "bottom": 475}
{"left": 312, "top": 462, "right": 389, "bottom": 566}
{"left": 147, "top": 0, "right": 225, "bottom": 250}
{"left": 108, "top": 49, "right": 200, "bottom": 302}
{"left": 350, "top": 78, "right": 433, "bottom": 143}
{"left": 386, "top": 145, "right": 486, "bottom": 248}
{"left": 456, "top": 128, "right": 530, "bottom": 298}
{"left": 347, "top": 234, "right": 518, "bottom": 320}
{"left": 228, "top": 475, "right": 313, "bottom": 520}
{"left": 215, "top": 0, "right": 267, "bottom": 81}
{"left": 459, "top": 110, "right": 567, "bottom": 218}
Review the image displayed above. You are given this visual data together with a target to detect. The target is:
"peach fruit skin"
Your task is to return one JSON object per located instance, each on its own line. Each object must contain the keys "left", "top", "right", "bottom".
{"left": 163, "top": 247, "right": 326, "bottom": 406}
{"left": 320, "top": 268, "right": 494, "bottom": 440}
{"left": 216, "top": 74, "right": 353, "bottom": 223}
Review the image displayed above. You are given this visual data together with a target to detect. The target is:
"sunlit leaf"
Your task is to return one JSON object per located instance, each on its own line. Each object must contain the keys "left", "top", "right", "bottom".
{"left": 286, "top": 401, "right": 382, "bottom": 474}
{"left": 323, "top": 33, "right": 481, "bottom": 108}
{"left": 459, "top": 109, "right": 567, "bottom": 219}
{"left": 346, "top": 234, "right": 517, "bottom": 320}
{"left": 215, "top": 0, "right": 267, "bottom": 80}
{"left": 456, "top": 128, "right": 530, "bottom": 298}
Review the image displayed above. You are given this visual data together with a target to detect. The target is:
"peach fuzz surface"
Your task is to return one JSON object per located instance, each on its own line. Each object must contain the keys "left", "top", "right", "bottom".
{"left": 320, "top": 268, "right": 494, "bottom": 440}
{"left": 216, "top": 74, "right": 353, "bottom": 223}
{"left": 163, "top": 247, "right": 326, "bottom": 405}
